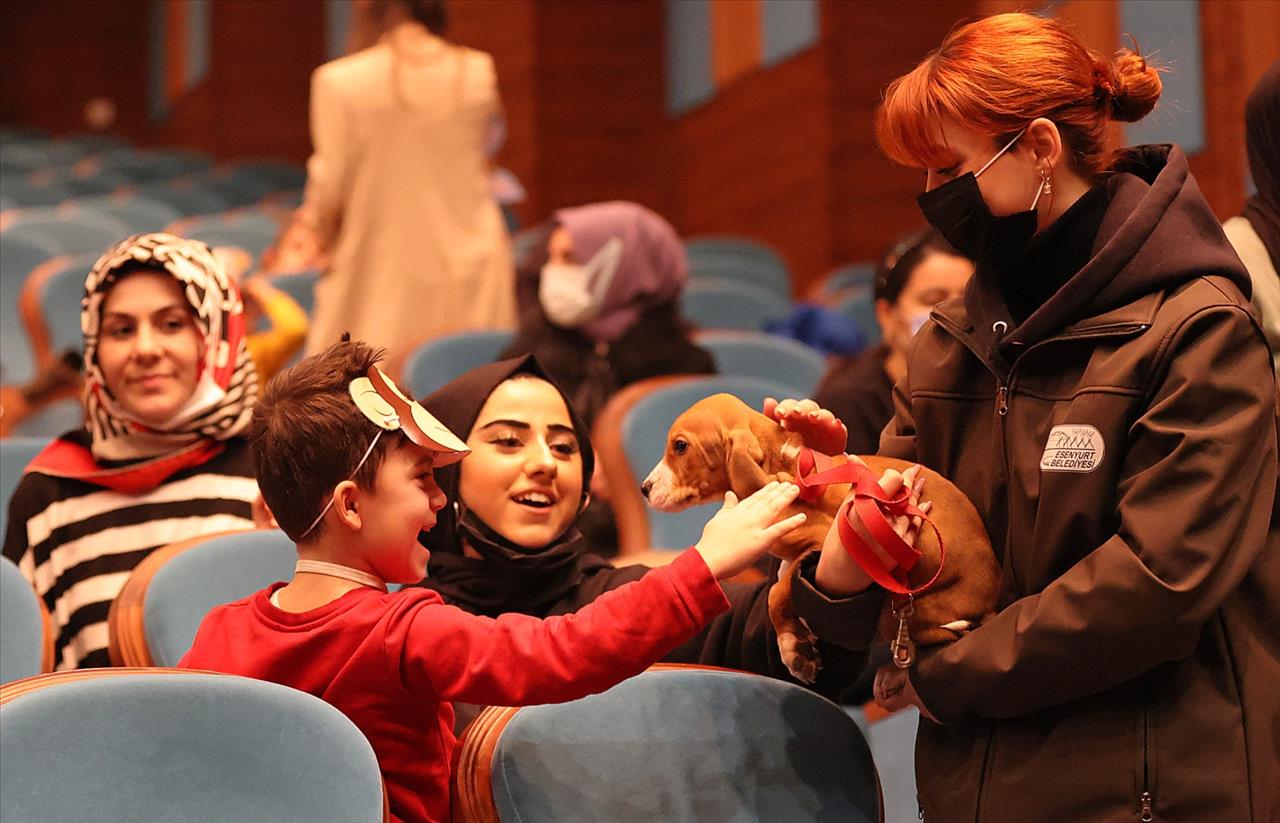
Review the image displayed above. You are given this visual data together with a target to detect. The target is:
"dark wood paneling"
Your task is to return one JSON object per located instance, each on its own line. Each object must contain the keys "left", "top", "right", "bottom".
{"left": 532, "top": 0, "right": 674, "bottom": 223}
{"left": 448, "top": 0, "right": 540, "bottom": 225}
{"left": 677, "top": 48, "right": 834, "bottom": 293}
{"left": 202, "top": 0, "right": 325, "bottom": 161}
{"left": 0, "top": 0, "right": 151, "bottom": 141}
{"left": 824, "top": 0, "right": 979, "bottom": 271}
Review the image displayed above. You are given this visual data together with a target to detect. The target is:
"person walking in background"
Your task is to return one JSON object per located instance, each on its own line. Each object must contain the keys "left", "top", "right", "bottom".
{"left": 300, "top": 0, "right": 515, "bottom": 357}
{"left": 1223, "top": 59, "right": 1280, "bottom": 370}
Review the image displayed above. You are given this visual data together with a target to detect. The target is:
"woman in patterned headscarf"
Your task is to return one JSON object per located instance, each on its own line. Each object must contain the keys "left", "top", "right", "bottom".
{"left": 3, "top": 233, "right": 262, "bottom": 670}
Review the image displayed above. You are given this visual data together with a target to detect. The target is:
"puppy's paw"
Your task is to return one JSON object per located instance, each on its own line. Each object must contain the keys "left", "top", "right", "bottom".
{"left": 777, "top": 630, "right": 821, "bottom": 684}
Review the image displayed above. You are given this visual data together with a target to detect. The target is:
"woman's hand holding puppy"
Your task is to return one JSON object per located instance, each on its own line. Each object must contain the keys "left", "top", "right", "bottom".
{"left": 695, "top": 481, "right": 806, "bottom": 580}
{"left": 764, "top": 397, "right": 848, "bottom": 456}
{"left": 815, "top": 465, "right": 929, "bottom": 596}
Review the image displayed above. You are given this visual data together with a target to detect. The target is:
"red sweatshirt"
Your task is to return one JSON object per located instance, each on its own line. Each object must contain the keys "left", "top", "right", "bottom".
{"left": 179, "top": 549, "right": 728, "bottom": 823}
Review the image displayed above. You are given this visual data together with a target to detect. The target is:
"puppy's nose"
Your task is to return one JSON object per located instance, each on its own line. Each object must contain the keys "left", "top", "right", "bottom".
{"left": 641, "top": 479, "right": 652, "bottom": 499}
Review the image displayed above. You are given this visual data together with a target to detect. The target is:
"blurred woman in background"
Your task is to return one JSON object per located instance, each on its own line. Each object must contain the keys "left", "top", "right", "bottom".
{"left": 1223, "top": 59, "right": 1280, "bottom": 369}
{"left": 812, "top": 228, "right": 972, "bottom": 453}
{"left": 502, "top": 200, "right": 714, "bottom": 430}
{"left": 301, "top": 0, "right": 514, "bottom": 356}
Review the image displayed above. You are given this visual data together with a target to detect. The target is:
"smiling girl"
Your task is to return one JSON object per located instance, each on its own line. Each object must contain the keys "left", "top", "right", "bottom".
{"left": 2, "top": 233, "right": 261, "bottom": 670}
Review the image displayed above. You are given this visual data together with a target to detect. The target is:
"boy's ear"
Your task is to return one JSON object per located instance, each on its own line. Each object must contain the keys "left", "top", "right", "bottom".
{"left": 333, "top": 480, "right": 362, "bottom": 531}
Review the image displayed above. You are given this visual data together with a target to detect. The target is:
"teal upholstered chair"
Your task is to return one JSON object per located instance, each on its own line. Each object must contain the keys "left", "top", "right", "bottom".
{"left": 833, "top": 284, "right": 881, "bottom": 346}
{"left": 0, "top": 557, "right": 53, "bottom": 685}
{"left": 681, "top": 278, "right": 791, "bottom": 332}
{"left": 109, "top": 530, "right": 297, "bottom": 667}
{"left": 179, "top": 218, "right": 275, "bottom": 262}
{"left": 402, "top": 329, "right": 515, "bottom": 398}
{"left": 0, "top": 669, "right": 388, "bottom": 822}
{"left": 685, "top": 236, "right": 791, "bottom": 299}
{"left": 20, "top": 253, "right": 96, "bottom": 365}
{"left": 0, "top": 233, "right": 59, "bottom": 383}
{"left": 72, "top": 194, "right": 182, "bottom": 235}
{"left": 8, "top": 399, "right": 85, "bottom": 440}
{"left": 1, "top": 437, "right": 51, "bottom": 538}
{"left": 453, "top": 664, "right": 881, "bottom": 823}
{"left": 696, "top": 330, "right": 829, "bottom": 398}
{"left": 0, "top": 208, "right": 129, "bottom": 255}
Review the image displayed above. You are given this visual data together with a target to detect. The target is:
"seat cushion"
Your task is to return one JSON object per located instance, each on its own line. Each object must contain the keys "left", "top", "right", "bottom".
{"left": 0, "top": 672, "right": 383, "bottom": 822}
{"left": 490, "top": 667, "right": 879, "bottom": 823}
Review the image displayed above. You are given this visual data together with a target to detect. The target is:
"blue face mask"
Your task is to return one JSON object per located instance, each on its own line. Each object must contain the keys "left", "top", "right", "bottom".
{"left": 916, "top": 129, "right": 1047, "bottom": 271}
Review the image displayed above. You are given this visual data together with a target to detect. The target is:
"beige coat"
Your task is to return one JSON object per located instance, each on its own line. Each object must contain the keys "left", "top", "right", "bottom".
{"left": 301, "top": 24, "right": 515, "bottom": 357}
{"left": 1223, "top": 215, "right": 1280, "bottom": 371}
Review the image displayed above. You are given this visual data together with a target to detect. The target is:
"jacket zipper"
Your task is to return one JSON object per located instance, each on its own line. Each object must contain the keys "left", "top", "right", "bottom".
{"left": 1139, "top": 686, "right": 1154, "bottom": 820}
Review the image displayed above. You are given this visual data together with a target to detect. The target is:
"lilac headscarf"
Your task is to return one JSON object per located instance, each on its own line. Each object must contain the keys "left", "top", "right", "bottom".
{"left": 552, "top": 201, "right": 688, "bottom": 343}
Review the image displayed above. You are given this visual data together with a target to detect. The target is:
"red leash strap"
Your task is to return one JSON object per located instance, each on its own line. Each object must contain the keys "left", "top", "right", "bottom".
{"left": 795, "top": 447, "right": 946, "bottom": 597}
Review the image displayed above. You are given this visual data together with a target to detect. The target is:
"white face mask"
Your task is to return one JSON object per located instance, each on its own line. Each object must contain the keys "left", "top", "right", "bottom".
{"left": 538, "top": 237, "right": 623, "bottom": 329}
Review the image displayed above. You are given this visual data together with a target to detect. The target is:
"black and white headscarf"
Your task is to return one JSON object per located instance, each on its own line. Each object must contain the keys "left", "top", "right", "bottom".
{"left": 81, "top": 232, "right": 258, "bottom": 462}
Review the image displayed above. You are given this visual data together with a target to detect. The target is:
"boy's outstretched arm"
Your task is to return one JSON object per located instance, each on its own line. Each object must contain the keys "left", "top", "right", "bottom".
{"left": 395, "top": 484, "right": 805, "bottom": 706}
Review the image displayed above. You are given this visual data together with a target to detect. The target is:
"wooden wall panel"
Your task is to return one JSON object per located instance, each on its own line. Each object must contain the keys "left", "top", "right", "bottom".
{"left": 203, "top": 0, "right": 325, "bottom": 161}
{"left": 1191, "top": 0, "right": 1280, "bottom": 218}
{"left": 676, "top": 48, "right": 835, "bottom": 294}
{"left": 823, "top": 0, "right": 978, "bottom": 272}
{"left": 532, "top": 0, "right": 674, "bottom": 222}
{"left": 448, "top": 0, "right": 539, "bottom": 225}
{"left": 0, "top": 0, "right": 151, "bottom": 141}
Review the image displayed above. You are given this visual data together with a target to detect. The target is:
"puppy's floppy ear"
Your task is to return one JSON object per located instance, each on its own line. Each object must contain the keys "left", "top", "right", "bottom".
{"left": 727, "top": 427, "right": 770, "bottom": 498}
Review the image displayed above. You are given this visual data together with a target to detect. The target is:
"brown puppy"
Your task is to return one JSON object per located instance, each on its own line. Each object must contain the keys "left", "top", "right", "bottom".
{"left": 642, "top": 393, "right": 1000, "bottom": 682}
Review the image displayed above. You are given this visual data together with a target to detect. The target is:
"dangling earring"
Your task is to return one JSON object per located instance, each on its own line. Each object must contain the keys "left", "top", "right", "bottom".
{"left": 1041, "top": 168, "right": 1053, "bottom": 196}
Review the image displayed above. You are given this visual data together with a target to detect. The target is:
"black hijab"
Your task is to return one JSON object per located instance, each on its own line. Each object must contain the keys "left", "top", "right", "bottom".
{"left": 1243, "top": 60, "right": 1280, "bottom": 274}
{"left": 413, "top": 354, "right": 613, "bottom": 616}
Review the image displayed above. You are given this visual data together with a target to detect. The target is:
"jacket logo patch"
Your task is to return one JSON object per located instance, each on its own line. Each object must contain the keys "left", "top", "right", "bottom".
{"left": 1040, "top": 425, "right": 1105, "bottom": 473}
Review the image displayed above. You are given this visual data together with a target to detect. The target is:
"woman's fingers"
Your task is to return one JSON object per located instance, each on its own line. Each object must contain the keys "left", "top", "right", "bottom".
{"left": 878, "top": 468, "right": 904, "bottom": 495}
{"left": 722, "top": 490, "right": 739, "bottom": 509}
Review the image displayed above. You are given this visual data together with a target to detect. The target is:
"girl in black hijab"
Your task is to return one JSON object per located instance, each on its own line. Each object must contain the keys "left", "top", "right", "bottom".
{"left": 415, "top": 355, "right": 873, "bottom": 707}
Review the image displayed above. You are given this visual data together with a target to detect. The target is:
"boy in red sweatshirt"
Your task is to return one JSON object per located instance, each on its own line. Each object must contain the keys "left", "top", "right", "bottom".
{"left": 180, "top": 340, "right": 806, "bottom": 823}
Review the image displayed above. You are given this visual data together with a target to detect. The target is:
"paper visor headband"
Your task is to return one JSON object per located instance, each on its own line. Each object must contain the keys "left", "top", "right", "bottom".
{"left": 298, "top": 367, "right": 469, "bottom": 539}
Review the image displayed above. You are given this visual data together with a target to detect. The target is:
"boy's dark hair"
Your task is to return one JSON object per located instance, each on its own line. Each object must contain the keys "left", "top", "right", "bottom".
{"left": 250, "top": 339, "right": 407, "bottom": 542}
{"left": 873, "top": 229, "right": 965, "bottom": 304}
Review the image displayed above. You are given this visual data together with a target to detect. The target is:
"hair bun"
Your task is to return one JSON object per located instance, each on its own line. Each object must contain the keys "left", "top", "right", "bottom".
{"left": 1104, "top": 48, "right": 1162, "bottom": 123}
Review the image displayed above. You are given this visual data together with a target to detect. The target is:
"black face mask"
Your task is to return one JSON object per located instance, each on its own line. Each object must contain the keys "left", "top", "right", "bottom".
{"left": 916, "top": 129, "right": 1046, "bottom": 271}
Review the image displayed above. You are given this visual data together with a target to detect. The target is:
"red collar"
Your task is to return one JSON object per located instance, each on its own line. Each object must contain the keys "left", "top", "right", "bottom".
{"left": 794, "top": 447, "right": 945, "bottom": 598}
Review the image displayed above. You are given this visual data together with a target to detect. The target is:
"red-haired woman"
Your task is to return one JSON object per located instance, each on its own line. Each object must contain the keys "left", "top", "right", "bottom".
{"left": 796, "top": 13, "right": 1279, "bottom": 822}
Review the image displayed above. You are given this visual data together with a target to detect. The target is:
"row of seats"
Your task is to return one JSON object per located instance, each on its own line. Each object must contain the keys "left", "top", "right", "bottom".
{"left": 1, "top": 536, "right": 908, "bottom": 821}
{"left": 1, "top": 132, "right": 306, "bottom": 392}
{"left": 0, "top": 662, "right": 892, "bottom": 823}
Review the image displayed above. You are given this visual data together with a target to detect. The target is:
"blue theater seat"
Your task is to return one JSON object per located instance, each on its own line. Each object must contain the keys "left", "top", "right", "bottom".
{"left": 0, "top": 669, "right": 387, "bottom": 822}
{"left": 453, "top": 665, "right": 881, "bottom": 823}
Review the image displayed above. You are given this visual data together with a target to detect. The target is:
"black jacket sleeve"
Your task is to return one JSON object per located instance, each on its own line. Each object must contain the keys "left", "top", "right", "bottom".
{"left": 553, "top": 556, "right": 873, "bottom": 700}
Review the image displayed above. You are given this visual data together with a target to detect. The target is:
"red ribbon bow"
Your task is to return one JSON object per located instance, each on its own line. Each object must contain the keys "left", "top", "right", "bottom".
{"left": 794, "top": 448, "right": 945, "bottom": 597}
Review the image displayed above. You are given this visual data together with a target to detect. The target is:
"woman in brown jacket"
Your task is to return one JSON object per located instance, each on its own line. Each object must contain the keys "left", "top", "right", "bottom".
{"left": 791, "top": 13, "right": 1279, "bottom": 822}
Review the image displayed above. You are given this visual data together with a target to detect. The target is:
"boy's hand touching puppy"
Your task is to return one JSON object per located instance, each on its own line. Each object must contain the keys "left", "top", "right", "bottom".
{"left": 696, "top": 481, "right": 806, "bottom": 579}
{"left": 764, "top": 397, "right": 848, "bottom": 456}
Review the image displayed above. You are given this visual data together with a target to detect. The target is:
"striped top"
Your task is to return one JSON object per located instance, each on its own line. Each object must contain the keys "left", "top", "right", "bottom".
{"left": 2, "top": 430, "right": 258, "bottom": 670}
